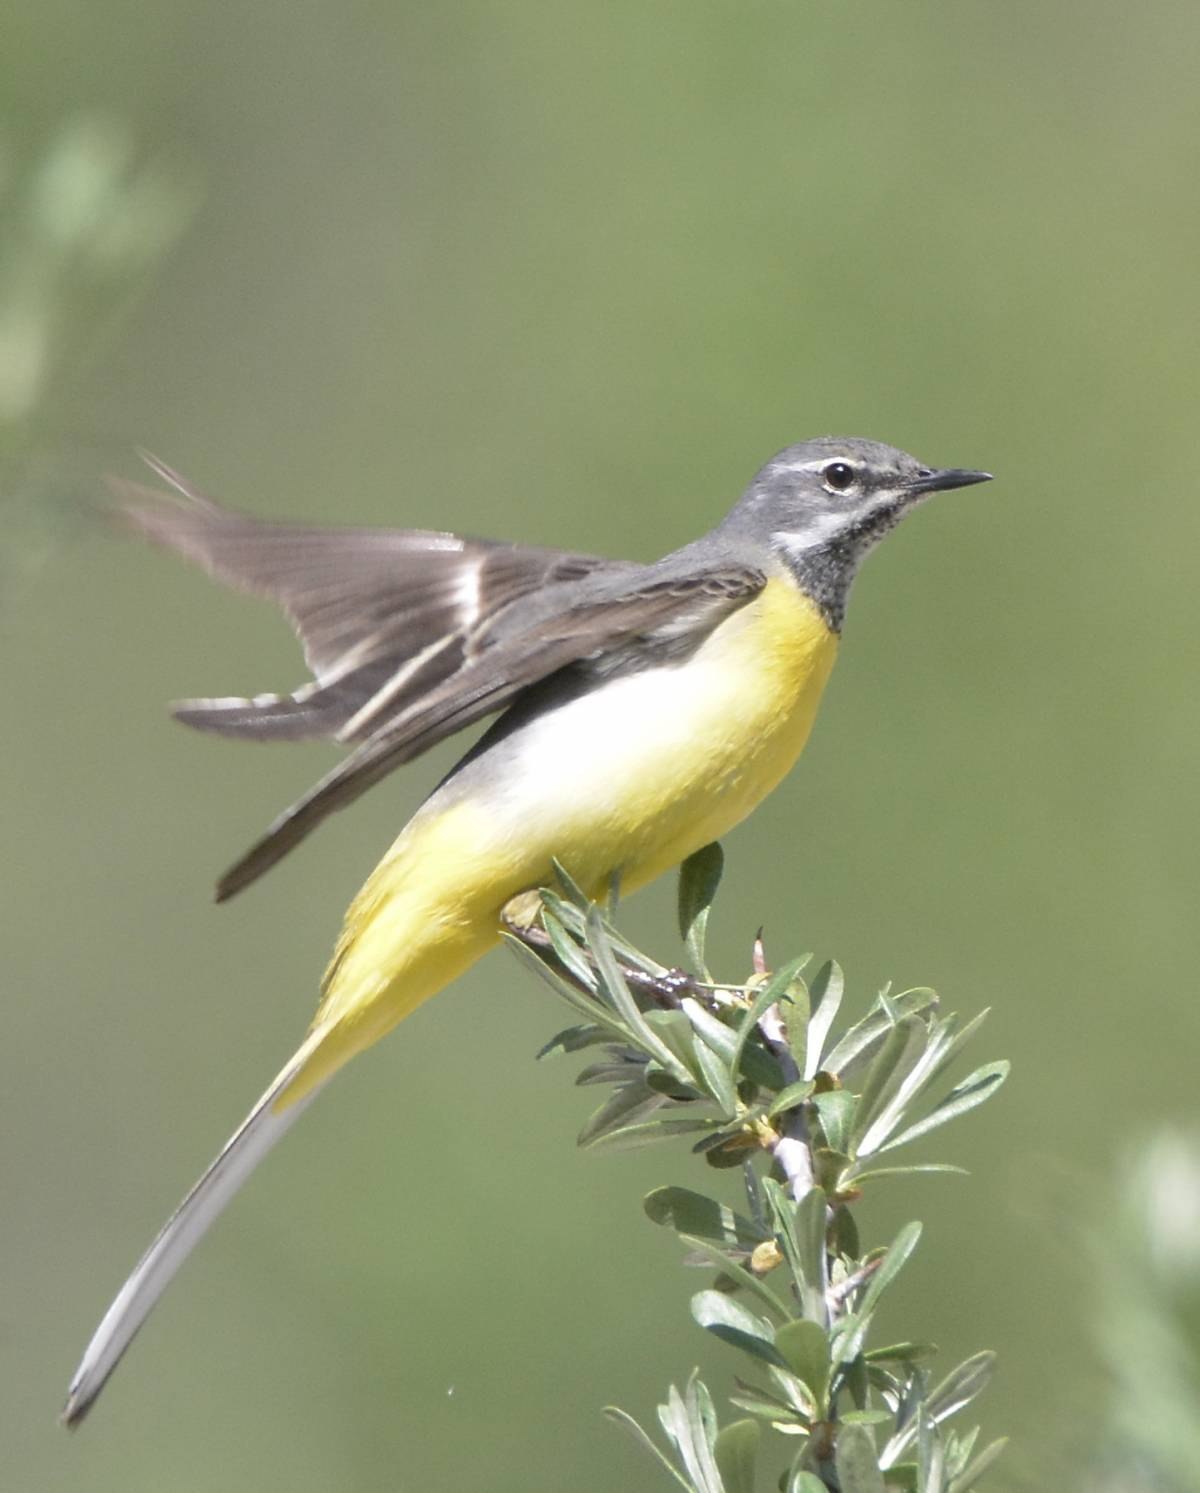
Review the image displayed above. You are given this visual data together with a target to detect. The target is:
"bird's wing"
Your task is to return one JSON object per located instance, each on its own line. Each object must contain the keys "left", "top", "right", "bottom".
{"left": 112, "top": 455, "right": 628, "bottom": 744}
{"left": 214, "top": 560, "right": 768, "bottom": 900}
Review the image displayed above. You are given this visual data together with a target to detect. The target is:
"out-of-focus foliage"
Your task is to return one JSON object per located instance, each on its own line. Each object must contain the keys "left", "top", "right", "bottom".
{"left": 0, "top": 117, "right": 195, "bottom": 609}
{"left": 1088, "top": 1133, "right": 1200, "bottom": 1493}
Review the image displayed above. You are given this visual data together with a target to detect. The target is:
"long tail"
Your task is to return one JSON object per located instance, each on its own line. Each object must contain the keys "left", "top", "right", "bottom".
{"left": 62, "top": 1028, "right": 328, "bottom": 1427}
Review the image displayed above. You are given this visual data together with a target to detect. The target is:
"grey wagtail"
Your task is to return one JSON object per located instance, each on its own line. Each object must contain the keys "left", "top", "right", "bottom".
{"left": 63, "top": 435, "right": 990, "bottom": 1424}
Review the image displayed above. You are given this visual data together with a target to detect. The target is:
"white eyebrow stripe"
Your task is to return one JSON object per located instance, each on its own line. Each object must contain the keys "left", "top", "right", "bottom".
{"left": 776, "top": 458, "right": 830, "bottom": 476}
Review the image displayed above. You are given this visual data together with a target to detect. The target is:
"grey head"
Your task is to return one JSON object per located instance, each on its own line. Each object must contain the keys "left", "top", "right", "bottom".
{"left": 720, "top": 436, "right": 991, "bottom": 631}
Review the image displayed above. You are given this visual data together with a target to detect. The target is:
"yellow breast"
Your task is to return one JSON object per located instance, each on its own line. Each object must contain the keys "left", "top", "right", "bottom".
{"left": 289, "top": 573, "right": 837, "bottom": 1102}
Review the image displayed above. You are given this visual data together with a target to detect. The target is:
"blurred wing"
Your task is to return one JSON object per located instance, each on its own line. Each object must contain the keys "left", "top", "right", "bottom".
{"left": 215, "top": 562, "right": 767, "bottom": 900}
{"left": 112, "top": 455, "right": 625, "bottom": 744}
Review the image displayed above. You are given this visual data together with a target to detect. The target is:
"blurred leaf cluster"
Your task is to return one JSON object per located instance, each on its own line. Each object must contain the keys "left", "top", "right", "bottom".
{"left": 508, "top": 847, "right": 1008, "bottom": 1491}
{"left": 1088, "top": 1131, "right": 1200, "bottom": 1493}
{"left": 0, "top": 116, "right": 196, "bottom": 609}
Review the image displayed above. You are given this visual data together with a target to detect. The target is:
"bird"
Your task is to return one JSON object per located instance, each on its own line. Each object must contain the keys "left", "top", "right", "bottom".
{"left": 62, "top": 435, "right": 990, "bottom": 1425}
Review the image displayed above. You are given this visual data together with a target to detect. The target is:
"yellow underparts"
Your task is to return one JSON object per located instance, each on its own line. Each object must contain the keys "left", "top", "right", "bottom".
{"left": 276, "top": 575, "right": 838, "bottom": 1107}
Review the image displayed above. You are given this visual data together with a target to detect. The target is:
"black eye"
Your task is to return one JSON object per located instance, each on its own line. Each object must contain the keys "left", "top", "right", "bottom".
{"left": 822, "top": 461, "right": 856, "bottom": 492}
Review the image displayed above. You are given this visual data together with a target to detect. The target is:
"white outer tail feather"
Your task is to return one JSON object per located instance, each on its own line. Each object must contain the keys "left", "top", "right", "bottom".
{"left": 62, "top": 1032, "right": 327, "bottom": 1426}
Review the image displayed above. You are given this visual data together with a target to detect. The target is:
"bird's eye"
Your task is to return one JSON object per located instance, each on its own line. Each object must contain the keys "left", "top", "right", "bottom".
{"left": 822, "top": 461, "right": 856, "bottom": 492}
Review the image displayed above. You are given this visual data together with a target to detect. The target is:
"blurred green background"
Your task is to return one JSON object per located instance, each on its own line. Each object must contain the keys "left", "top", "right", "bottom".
{"left": 4, "top": 2, "right": 1198, "bottom": 1488}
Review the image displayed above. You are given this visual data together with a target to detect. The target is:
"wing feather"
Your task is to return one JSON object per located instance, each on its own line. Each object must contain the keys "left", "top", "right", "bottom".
{"left": 112, "top": 458, "right": 622, "bottom": 742}
{"left": 112, "top": 459, "right": 766, "bottom": 899}
{"left": 214, "top": 565, "right": 767, "bottom": 900}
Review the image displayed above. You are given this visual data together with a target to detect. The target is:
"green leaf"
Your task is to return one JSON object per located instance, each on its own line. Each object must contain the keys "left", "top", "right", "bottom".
{"left": 645, "top": 1009, "right": 705, "bottom": 1083}
{"left": 859, "top": 1222, "right": 923, "bottom": 1318}
{"left": 916, "top": 1407, "right": 943, "bottom": 1493}
{"left": 550, "top": 858, "right": 591, "bottom": 910}
{"left": 823, "top": 989, "right": 938, "bottom": 1079}
{"left": 729, "top": 957, "right": 809, "bottom": 1081}
{"left": 773, "top": 1319, "right": 831, "bottom": 1412}
{"left": 766, "top": 1182, "right": 827, "bottom": 1325}
{"left": 812, "top": 1089, "right": 857, "bottom": 1153}
{"left": 768, "top": 1079, "right": 815, "bottom": 1117}
{"left": 835, "top": 1421, "right": 886, "bottom": 1493}
{"left": 586, "top": 905, "right": 690, "bottom": 1079}
{"left": 583, "top": 1113, "right": 720, "bottom": 1153}
{"left": 676, "top": 1232, "right": 791, "bottom": 1318}
{"left": 925, "top": 1352, "right": 996, "bottom": 1425}
{"left": 948, "top": 1437, "right": 1008, "bottom": 1493}
{"left": 845, "top": 1163, "right": 968, "bottom": 1187}
{"left": 678, "top": 843, "right": 724, "bottom": 979}
{"left": 604, "top": 1406, "right": 693, "bottom": 1490}
{"left": 787, "top": 1475, "right": 829, "bottom": 1493}
{"left": 503, "top": 934, "right": 631, "bottom": 1043}
{"left": 540, "top": 899, "right": 600, "bottom": 990}
{"left": 645, "top": 1186, "right": 764, "bottom": 1247}
{"left": 856, "top": 1009, "right": 993, "bottom": 1155}
{"left": 878, "top": 1063, "right": 1009, "bottom": 1153}
{"left": 576, "top": 1077, "right": 660, "bottom": 1143}
{"left": 683, "top": 997, "right": 740, "bottom": 1066}
{"left": 535, "top": 1022, "right": 608, "bottom": 1059}
{"left": 850, "top": 1016, "right": 928, "bottom": 1152}
{"left": 693, "top": 1035, "right": 740, "bottom": 1117}
{"left": 786, "top": 1472, "right": 830, "bottom": 1493}
{"left": 658, "top": 1377, "right": 724, "bottom": 1493}
{"left": 691, "top": 1289, "right": 787, "bottom": 1368}
{"left": 864, "top": 1342, "right": 938, "bottom": 1366}
{"left": 804, "top": 959, "right": 845, "bottom": 1079}
{"left": 713, "top": 1418, "right": 760, "bottom": 1493}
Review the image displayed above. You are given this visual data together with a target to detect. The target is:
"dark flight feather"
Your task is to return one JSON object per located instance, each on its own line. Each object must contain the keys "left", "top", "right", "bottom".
{"left": 111, "top": 460, "right": 765, "bottom": 899}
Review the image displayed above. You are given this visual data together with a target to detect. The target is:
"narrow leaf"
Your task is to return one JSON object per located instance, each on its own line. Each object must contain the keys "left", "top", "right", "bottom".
{"left": 851, "top": 1016, "right": 927, "bottom": 1152}
{"left": 773, "top": 1319, "right": 831, "bottom": 1412}
{"left": 948, "top": 1437, "right": 1008, "bottom": 1493}
{"left": 768, "top": 1079, "right": 816, "bottom": 1118}
{"left": 503, "top": 934, "right": 631, "bottom": 1043}
{"left": 787, "top": 1473, "right": 830, "bottom": 1493}
{"left": 644, "top": 1186, "right": 764, "bottom": 1248}
{"left": 845, "top": 1164, "right": 968, "bottom": 1187}
{"left": 859, "top": 1222, "right": 923, "bottom": 1319}
{"left": 587, "top": 905, "right": 689, "bottom": 1078}
{"left": 864, "top": 1342, "right": 938, "bottom": 1366}
{"left": 678, "top": 843, "right": 724, "bottom": 979}
{"left": 676, "top": 1233, "right": 791, "bottom": 1318}
{"left": 604, "top": 1406, "right": 693, "bottom": 1490}
{"left": 823, "top": 989, "right": 938, "bottom": 1078}
{"left": 583, "top": 1114, "right": 720, "bottom": 1153}
{"left": 691, "top": 1289, "right": 787, "bottom": 1368}
{"left": 730, "top": 957, "right": 809, "bottom": 1082}
{"left": 812, "top": 1089, "right": 857, "bottom": 1153}
{"left": 925, "top": 1352, "right": 996, "bottom": 1425}
{"left": 693, "top": 1036, "right": 739, "bottom": 1117}
{"left": 804, "top": 959, "right": 845, "bottom": 1078}
{"left": 713, "top": 1418, "right": 760, "bottom": 1493}
{"left": 879, "top": 1064, "right": 1010, "bottom": 1153}
{"left": 836, "top": 1421, "right": 886, "bottom": 1493}
{"left": 683, "top": 997, "right": 740, "bottom": 1066}
{"left": 577, "top": 1082, "right": 663, "bottom": 1146}
{"left": 535, "top": 1023, "right": 608, "bottom": 1059}
{"left": 773, "top": 1184, "right": 828, "bottom": 1326}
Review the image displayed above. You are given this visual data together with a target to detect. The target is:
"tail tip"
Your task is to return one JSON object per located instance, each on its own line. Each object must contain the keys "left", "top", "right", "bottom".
{"left": 60, "top": 1385, "right": 92, "bottom": 1430}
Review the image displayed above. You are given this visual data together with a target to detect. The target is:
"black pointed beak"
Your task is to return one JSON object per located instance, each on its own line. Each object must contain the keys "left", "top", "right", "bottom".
{"left": 909, "top": 466, "right": 993, "bottom": 495}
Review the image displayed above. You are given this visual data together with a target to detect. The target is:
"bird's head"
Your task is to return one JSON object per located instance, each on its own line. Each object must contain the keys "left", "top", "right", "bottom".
{"left": 731, "top": 435, "right": 991, "bottom": 565}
